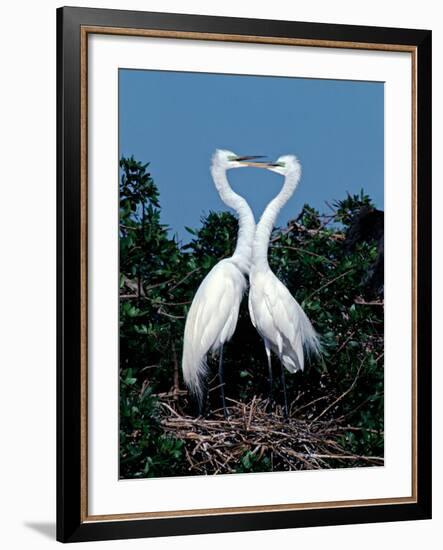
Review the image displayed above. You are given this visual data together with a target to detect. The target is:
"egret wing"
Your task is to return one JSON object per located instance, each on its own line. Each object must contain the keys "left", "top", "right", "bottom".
{"left": 188, "top": 261, "right": 245, "bottom": 352}
{"left": 182, "top": 260, "right": 246, "bottom": 399}
{"left": 262, "top": 274, "right": 304, "bottom": 371}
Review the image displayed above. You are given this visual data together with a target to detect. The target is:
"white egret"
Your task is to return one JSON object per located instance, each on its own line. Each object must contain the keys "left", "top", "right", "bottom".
{"left": 248, "top": 155, "right": 321, "bottom": 418}
{"left": 182, "top": 149, "right": 267, "bottom": 416}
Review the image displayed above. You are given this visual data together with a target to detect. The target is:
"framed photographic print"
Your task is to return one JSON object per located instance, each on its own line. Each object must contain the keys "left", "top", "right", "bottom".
{"left": 57, "top": 6, "right": 432, "bottom": 543}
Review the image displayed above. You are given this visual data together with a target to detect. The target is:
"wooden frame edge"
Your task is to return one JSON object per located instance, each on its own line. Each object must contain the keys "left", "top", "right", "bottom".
{"left": 84, "top": 496, "right": 416, "bottom": 523}
{"left": 80, "top": 24, "right": 89, "bottom": 524}
{"left": 82, "top": 24, "right": 417, "bottom": 52}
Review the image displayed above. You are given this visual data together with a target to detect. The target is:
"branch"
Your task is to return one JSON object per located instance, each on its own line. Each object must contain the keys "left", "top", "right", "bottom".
{"left": 355, "top": 297, "right": 384, "bottom": 306}
{"left": 157, "top": 307, "right": 184, "bottom": 320}
{"left": 310, "top": 358, "right": 365, "bottom": 425}
{"left": 168, "top": 267, "right": 202, "bottom": 291}
{"left": 270, "top": 220, "right": 345, "bottom": 244}
{"left": 305, "top": 268, "right": 355, "bottom": 300}
{"left": 272, "top": 245, "right": 337, "bottom": 266}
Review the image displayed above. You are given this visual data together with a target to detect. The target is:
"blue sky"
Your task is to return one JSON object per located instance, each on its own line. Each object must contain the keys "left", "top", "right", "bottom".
{"left": 119, "top": 69, "right": 384, "bottom": 243}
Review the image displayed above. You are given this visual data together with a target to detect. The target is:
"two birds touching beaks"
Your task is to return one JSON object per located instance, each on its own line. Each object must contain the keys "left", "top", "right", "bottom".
{"left": 181, "top": 149, "right": 321, "bottom": 419}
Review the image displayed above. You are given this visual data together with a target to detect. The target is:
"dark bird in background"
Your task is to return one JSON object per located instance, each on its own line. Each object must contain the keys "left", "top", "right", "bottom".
{"left": 344, "top": 206, "right": 384, "bottom": 297}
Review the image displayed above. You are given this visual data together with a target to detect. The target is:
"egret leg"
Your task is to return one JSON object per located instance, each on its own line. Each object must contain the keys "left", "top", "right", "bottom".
{"left": 265, "top": 345, "right": 273, "bottom": 402}
{"left": 218, "top": 347, "right": 228, "bottom": 418}
{"left": 280, "top": 361, "right": 289, "bottom": 420}
{"left": 197, "top": 399, "right": 205, "bottom": 417}
{"left": 197, "top": 379, "right": 209, "bottom": 417}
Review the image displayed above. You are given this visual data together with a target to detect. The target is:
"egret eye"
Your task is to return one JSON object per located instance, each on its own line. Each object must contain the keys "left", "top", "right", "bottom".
{"left": 276, "top": 162, "right": 286, "bottom": 167}
{"left": 227, "top": 155, "right": 237, "bottom": 161}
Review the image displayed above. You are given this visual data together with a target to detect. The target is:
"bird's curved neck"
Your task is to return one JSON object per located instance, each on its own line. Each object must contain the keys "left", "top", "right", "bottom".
{"left": 211, "top": 164, "right": 255, "bottom": 274}
{"left": 252, "top": 168, "right": 301, "bottom": 271}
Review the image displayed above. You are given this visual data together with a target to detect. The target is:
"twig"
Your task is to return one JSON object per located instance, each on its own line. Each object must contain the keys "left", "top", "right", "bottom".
{"left": 155, "top": 395, "right": 384, "bottom": 475}
{"left": 299, "top": 453, "right": 383, "bottom": 463}
{"left": 247, "top": 396, "right": 256, "bottom": 431}
{"left": 306, "top": 268, "right": 355, "bottom": 300}
{"left": 310, "top": 358, "right": 365, "bottom": 425}
{"left": 169, "top": 267, "right": 202, "bottom": 291}
{"left": 152, "top": 299, "right": 192, "bottom": 306}
{"left": 292, "top": 395, "right": 329, "bottom": 414}
{"left": 331, "top": 330, "right": 356, "bottom": 358}
{"left": 355, "top": 297, "right": 384, "bottom": 306}
{"left": 157, "top": 307, "right": 185, "bottom": 320}
{"left": 272, "top": 245, "right": 337, "bottom": 266}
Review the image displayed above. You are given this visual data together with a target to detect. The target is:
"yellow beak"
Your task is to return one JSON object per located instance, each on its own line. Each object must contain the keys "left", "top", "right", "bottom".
{"left": 241, "top": 161, "right": 272, "bottom": 168}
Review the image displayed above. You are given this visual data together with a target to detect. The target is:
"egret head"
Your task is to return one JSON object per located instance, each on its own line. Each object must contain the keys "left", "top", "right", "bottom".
{"left": 212, "top": 149, "right": 269, "bottom": 170}
{"left": 266, "top": 155, "right": 301, "bottom": 176}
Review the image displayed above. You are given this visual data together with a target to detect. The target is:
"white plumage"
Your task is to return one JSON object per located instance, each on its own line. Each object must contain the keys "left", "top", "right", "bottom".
{"left": 182, "top": 151, "right": 320, "bottom": 417}
{"left": 248, "top": 155, "right": 321, "bottom": 415}
{"left": 248, "top": 269, "right": 320, "bottom": 374}
{"left": 182, "top": 259, "right": 246, "bottom": 400}
{"left": 182, "top": 150, "right": 264, "bottom": 409}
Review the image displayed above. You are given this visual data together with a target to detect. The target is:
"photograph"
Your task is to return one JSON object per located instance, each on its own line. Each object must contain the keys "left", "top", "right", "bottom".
{"left": 118, "top": 68, "right": 385, "bottom": 479}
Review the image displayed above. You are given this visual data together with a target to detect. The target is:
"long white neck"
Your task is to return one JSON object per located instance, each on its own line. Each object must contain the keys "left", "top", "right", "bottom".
{"left": 210, "top": 163, "right": 256, "bottom": 274}
{"left": 252, "top": 165, "right": 301, "bottom": 271}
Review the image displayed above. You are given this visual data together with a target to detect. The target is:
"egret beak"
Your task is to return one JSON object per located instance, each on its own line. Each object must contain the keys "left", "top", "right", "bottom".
{"left": 243, "top": 162, "right": 272, "bottom": 168}
{"left": 235, "top": 155, "right": 266, "bottom": 161}
{"left": 235, "top": 155, "right": 272, "bottom": 169}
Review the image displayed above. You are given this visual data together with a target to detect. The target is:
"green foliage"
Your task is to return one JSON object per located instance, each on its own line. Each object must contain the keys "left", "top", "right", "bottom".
{"left": 120, "top": 374, "right": 184, "bottom": 477}
{"left": 333, "top": 189, "right": 374, "bottom": 225}
{"left": 119, "top": 156, "right": 384, "bottom": 478}
{"left": 183, "top": 211, "right": 238, "bottom": 261}
{"left": 236, "top": 450, "right": 272, "bottom": 474}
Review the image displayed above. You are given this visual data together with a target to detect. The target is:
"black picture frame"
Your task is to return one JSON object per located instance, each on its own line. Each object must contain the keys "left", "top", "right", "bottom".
{"left": 57, "top": 6, "right": 432, "bottom": 543}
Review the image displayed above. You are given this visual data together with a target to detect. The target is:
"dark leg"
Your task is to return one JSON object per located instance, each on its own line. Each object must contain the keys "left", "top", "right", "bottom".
{"left": 265, "top": 345, "right": 273, "bottom": 403}
{"left": 280, "top": 361, "right": 289, "bottom": 420}
{"left": 197, "top": 379, "right": 209, "bottom": 417}
{"left": 218, "top": 346, "right": 228, "bottom": 418}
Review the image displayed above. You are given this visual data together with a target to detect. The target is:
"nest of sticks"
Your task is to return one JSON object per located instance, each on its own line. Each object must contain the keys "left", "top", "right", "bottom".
{"left": 158, "top": 395, "right": 384, "bottom": 475}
